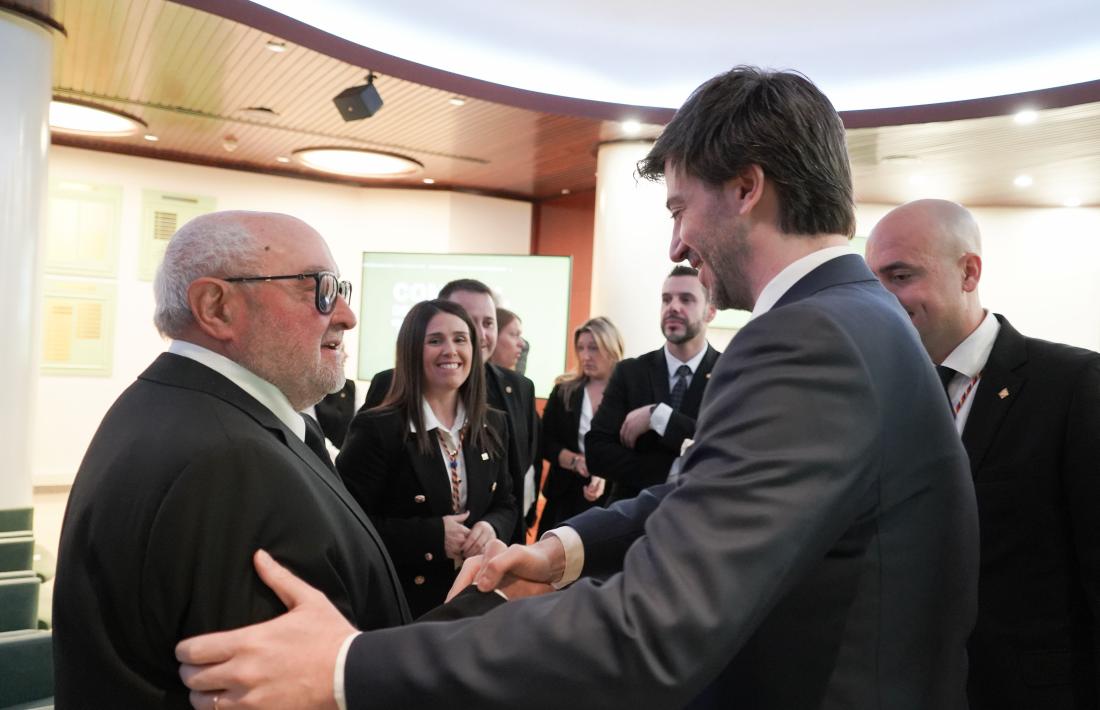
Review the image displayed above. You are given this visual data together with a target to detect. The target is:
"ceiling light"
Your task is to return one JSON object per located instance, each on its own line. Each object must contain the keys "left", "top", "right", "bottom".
{"left": 265, "top": 40, "right": 287, "bottom": 53}
{"left": 448, "top": 97, "right": 466, "bottom": 107}
{"left": 49, "top": 98, "right": 146, "bottom": 137}
{"left": 561, "top": 188, "right": 571, "bottom": 195}
{"left": 276, "top": 155, "right": 291, "bottom": 163}
{"left": 621, "top": 120, "right": 641, "bottom": 136}
{"left": 1013, "top": 174, "right": 1033, "bottom": 188}
{"left": 333, "top": 72, "right": 383, "bottom": 121}
{"left": 1063, "top": 197, "right": 1082, "bottom": 208}
{"left": 143, "top": 133, "right": 159, "bottom": 142}
{"left": 293, "top": 147, "right": 423, "bottom": 178}
{"left": 222, "top": 136, "right": 239, "bottom": 152}
{"left": 1014, "top": 109, "right": 1038, "bottom": 125}
{"left": 422, "top": 178, "right": 435, "bottom": 184}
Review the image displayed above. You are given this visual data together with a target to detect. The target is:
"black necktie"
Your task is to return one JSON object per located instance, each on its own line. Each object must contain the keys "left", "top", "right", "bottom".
{"left": 301, "top": 414, "right": 336, "bottom": 472}
{"left": 935, "top": 365, "right": 956, "bottom": 404}
{"left": 668, "top": 364, "right": 692, "bottom": 411}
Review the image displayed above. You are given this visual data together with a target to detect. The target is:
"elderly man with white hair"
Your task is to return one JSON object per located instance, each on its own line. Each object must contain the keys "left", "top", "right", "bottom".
{"left": 52, "top": 211, "right": 411, "bottom": 707}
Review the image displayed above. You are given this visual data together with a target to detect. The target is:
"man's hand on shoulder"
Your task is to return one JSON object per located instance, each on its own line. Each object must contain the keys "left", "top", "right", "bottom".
{"left": 620, "top": 404, "right": 656, "bottom": 448}
{"left": 176, "top": 550, "right": 353, "bottom": 710}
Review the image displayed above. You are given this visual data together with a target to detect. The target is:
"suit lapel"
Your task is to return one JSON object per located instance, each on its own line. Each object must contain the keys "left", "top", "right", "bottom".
{"left": 649, "top": 349, "right": 670, "bottom": 405}
{"left": 680, "top": 345, "right": 720, "bottom": 416}
{"left": 141, "top": 353, "right": 399, "bottom": 569}
{"left": 961, "top": 316, "right": 1027, "bottom": 473}
{"left": 406, "top": 435, "right": 455, "bottom": 516}
{"left": 463, "top": 423, "right": 496, "bottom": 515}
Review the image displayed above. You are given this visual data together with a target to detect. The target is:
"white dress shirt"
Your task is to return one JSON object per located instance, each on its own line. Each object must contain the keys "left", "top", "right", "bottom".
{"left": 650, "top": 343, "right": 710, "bottom": 436}
{"left": 939, "top": 311, "right": 1001, "bottom": 433}
{"left": 414, "top": 399, "right": 469, "bottom": 510}
{"left": 551, "top": 246, "right": 855, "bottom": 588}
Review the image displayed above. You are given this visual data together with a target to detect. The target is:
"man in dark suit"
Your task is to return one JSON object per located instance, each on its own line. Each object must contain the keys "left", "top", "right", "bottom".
{"left": 52, "top": 211, "right": 411, "bottom": 706}
{"left": 866, "top": 198, "right": 1100, "bottom": 710}
{"left": 311, "top": 379, "right": 356, "bottom": 448}
{"left": 176, "top": 68, "right": 978, "bottom": 710}
{"left": 586, "top": 265, "right": 719, "bottom": 502}
{"left": 360, "top": 279, "right": 539, "bottom": 542}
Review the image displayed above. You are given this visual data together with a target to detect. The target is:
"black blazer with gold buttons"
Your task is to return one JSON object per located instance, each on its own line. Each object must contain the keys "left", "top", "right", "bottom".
{"left": 336, "top": 406, "right": 516, "bottom": 618}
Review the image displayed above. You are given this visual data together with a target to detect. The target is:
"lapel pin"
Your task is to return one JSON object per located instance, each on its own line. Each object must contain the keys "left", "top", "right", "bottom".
{"left": 998, "top": 388, "right": 1009, "bottom": 399}
{"left": 505, "top": 385, "right": 513, "bottom": 394}
{"left": 491, "top": 481, "right": 497, "bottom": 491}
{"left": 705, "top": 373, "right": 711, "bottom": 379}
{"left": 414, "top": 494, "right": 426, "bottom": 503}
{"left": 481, "top": 452, "right": 490, "bottom": 460}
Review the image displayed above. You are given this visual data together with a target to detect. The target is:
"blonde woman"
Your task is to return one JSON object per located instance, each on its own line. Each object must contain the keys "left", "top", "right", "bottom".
{"left": 536, "top": 316, "right": 624, "bottom": 537}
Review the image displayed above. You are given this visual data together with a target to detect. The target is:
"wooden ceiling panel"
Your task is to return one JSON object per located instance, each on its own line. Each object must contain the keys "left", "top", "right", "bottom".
{"left": 47, "top": 0, "right": 1099, "bottom": 207}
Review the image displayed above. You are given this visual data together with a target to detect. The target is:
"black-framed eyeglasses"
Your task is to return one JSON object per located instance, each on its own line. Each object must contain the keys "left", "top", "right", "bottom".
{"left": 224, "top": 271, "right": 352, "bottom": 315}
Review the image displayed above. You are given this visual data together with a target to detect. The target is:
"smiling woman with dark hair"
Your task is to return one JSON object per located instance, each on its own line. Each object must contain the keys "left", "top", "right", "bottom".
{"left": 336, "top": 299, "right": 516, "bottom": 617}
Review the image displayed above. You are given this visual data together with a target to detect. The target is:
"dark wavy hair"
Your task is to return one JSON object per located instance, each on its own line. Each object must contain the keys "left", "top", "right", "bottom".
{"left": 381, "top": 299, "right": 501, "bottom": 456}
{"left": 638, "top": 66, "right": 855, "bottom": 238}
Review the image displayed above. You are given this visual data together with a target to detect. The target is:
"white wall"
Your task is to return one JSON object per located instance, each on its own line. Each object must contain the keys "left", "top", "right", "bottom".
{"left": 35, "top": 146, "right": 532, "bottom": 487}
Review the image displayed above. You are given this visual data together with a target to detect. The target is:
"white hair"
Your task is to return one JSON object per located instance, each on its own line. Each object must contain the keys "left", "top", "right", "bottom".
{"left": 153, "top": 213, "right": 261, "bottom": 338}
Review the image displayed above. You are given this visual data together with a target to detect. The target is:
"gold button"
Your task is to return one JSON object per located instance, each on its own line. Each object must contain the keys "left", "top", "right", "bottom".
{"left": 424, "top": 552, "right": 433, "bottom": 561}
{"left": 414, "top": 575, "right": 426, "bottom": 585}
{"left": 414, "top": 495, "right": 426, "bottom": 503}
{"left": 491, "top": 481, "right": 497, "bottom": 491}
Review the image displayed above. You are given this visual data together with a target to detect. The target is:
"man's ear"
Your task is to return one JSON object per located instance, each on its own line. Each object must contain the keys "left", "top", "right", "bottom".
{"left": 187, "top": 277, "right": 239, "bottom": 341}
{"left": 703, "top": 301, "right": 717, "bottom": 323}
{"left": 960, "top": 253, "right": 982, "bottom": 293}
{"left": 725, "top": 164, "right": 766, "bottom": 216}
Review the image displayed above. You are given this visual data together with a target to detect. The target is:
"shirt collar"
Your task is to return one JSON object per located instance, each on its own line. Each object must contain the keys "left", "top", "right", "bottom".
{"left": 663, "top": 342, "right": 709, "bottom": 377}
{"left": 750, "top": 245, "right": 854, "bottom": 320}
{"left": 168, "top": 340, "right": 305, "bottom": 441}
{"left": 940, "top": 311, "right": 1001, "bottom": 378}
{"left": 414, "top": 398, "right": 467, "bottom": 438}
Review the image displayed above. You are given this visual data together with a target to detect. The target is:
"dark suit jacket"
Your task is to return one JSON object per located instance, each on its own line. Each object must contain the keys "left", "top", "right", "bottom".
{"left": 343, "top": 254, "right": 979, "bottom": 709}
{"left": 586, "top": 344, "right": 720, "bottom": 502}
{"left": 336, "top": 407, "right": 516, "bottom": 618}
{"left": 364, "top": 363, "right": 538, "bottom": 543}
{"left": 52, "top": 353, "right": 409, "bottom": 708}
{"left": 963, "top": 315, "right": 1100, "bottom": 710}
{"left": 537, "top": 382, "right": 605, "bottom": 537}
{"left": 314, "top": 379, "right": 356, "bottom": 447}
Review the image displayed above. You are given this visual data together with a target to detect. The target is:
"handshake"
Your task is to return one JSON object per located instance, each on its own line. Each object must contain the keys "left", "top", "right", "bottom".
{"left": 443, "top": 535, "right": 569, "bottom": 603}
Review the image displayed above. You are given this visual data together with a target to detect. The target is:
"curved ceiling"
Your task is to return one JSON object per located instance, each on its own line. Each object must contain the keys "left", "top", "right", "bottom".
{"left": 248, "top": 0, "right": 1100, "bottom": 111}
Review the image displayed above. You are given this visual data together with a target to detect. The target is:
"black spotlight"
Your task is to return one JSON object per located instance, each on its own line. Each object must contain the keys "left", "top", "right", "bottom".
{"left": 333, "top": 72, "right": 383, "bottom": 121}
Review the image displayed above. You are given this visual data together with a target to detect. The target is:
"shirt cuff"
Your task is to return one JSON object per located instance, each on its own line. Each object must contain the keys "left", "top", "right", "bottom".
{"left": 650, "top": 402, "right": 672, "bottom": 437}
{"left": 544, "top": 526, "right": 584, "bottom": 588}
{"left": 333, "top": 631, "right": 361, "bottom": 710}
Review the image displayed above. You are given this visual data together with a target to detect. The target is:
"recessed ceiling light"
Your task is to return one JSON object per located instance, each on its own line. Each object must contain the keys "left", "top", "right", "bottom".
{"left": 1014, "top": 109, "right": 1038, "bottom": 125}
{"left": 448, "top": 97, "right": 466, "bottom": 107}
{"left": 621, "top": 120, "right": 641, "bottom": 136}
{"left": 265, "top": 40, "right": 287, "bottom": 53}
{"left": 276, "top": 155, "right": 291, "bottom": 163}
{"left": 1063, "top": 197, "right": 1082, "bottom": 208}
{"left": 49, "top": 98, "right": 146, "bottom": 137}
{"left": 143, "top": 133, "right": 159, "bottom": 142}
{"left": 293, "top": 147, "right": 423, "bottom": 178}
{"left": 422, "top": 178, "right": 435, "bottom": 184}
{"left": 1013, "top": 174, "right": 1033, "bottom": 188}
{"left": 561, "top": 188, "right": 571, "bottom": 195}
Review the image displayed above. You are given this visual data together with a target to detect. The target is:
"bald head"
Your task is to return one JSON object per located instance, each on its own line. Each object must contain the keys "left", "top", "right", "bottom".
{"left": 865, "top": 200, "right": 985, "bottom": 363}
{"left": 153, "top": 211, "right": 322, "bottom": 338}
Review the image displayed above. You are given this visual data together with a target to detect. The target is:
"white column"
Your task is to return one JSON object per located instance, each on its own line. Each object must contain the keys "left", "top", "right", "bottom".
{"left": 0, "top": 11, "right": 53, "bottom": 509}
{"left": 590, "top": 140, "right": 673, "bottom": 357}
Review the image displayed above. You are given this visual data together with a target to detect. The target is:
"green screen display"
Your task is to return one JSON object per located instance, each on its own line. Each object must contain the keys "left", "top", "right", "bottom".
{"left": 358, "top": 252, "right": 572, "bottom": 398}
